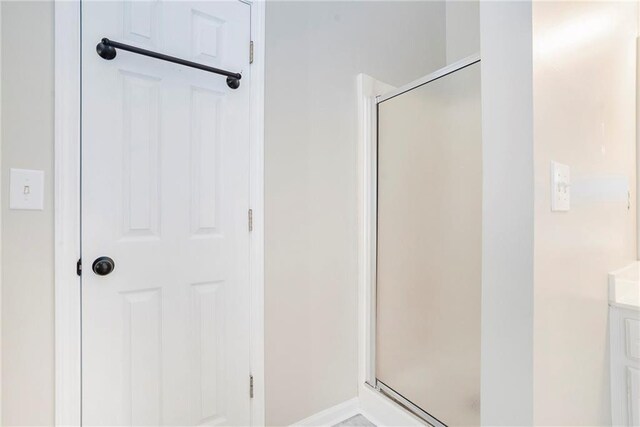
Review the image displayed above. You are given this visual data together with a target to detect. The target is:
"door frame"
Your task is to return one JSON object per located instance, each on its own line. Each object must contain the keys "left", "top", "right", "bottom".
{"left": 53, "top": 1, "right": 266, "bottom": 425}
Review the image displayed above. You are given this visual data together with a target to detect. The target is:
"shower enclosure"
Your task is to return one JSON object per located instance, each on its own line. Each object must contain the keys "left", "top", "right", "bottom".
{"left": 368, "top": 55, "right": 482, "bottom": 426}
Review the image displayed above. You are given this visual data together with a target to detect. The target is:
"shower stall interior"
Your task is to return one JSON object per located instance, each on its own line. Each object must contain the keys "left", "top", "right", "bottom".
{"left": 370, "top": 55, "right": 482, "bottom": 427}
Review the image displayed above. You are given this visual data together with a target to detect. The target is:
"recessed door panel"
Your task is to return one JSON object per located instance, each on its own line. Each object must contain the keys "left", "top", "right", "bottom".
{"left": 81, "top": 1, "right": 251, "bottom": 425}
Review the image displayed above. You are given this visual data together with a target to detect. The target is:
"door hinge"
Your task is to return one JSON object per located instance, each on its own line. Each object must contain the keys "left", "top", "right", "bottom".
{"left": 248, "top": 209, "right": 253, "bottom": 232}
{"left": 249, "top": 41, "right": 254, "bottom": 64}
{"left": 77, "top": 258, "right": 82, "bottom": 276}
{"left": 250, "top": 374, "right": 254, "bottom": 398}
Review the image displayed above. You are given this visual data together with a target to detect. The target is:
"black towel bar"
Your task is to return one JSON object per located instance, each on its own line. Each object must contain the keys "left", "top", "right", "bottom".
{"left": 96, "top": 38, "right": 242, "bottom": 89}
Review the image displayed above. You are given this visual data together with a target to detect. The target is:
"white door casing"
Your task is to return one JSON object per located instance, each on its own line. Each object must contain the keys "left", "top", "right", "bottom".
{"left": 80, "top": 1, "right": 254, "bottom": 425}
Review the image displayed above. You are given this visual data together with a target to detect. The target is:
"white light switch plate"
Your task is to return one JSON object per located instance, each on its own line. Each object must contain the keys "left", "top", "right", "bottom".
{"left": 10, "top": 168, "right": 44, "bottom": 210}
{"left": 551, "top": 161, "right": 570, "bottom": 212}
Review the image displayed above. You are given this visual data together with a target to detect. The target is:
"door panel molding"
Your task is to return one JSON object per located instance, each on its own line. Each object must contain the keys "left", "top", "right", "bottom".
{"left": 53, "top": 1, "right": 265, "bottom": 425}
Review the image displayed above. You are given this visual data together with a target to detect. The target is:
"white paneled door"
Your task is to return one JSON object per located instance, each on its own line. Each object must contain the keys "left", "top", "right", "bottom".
{"left": 81, "top": 1, "right": 251, "bottom": 425}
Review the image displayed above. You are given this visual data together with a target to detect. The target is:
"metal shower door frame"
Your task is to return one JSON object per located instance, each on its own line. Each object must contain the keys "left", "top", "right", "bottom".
{"left": 365, "top": 53, "right": 481, "bottom": 427}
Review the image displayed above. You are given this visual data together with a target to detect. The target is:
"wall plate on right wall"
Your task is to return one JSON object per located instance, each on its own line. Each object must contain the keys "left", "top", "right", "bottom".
{"left": 551, "top": 161, "right": 571, "bottom": 212}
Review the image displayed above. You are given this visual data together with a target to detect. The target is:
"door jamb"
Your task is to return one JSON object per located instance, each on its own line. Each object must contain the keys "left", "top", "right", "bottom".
{"left": 53, "top": 1, "right": 266, "bottom": 425}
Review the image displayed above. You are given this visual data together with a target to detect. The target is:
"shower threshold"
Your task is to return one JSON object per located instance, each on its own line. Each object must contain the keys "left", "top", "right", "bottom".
{"left": 376, "top": 380, "right": 447, "bottom": 427}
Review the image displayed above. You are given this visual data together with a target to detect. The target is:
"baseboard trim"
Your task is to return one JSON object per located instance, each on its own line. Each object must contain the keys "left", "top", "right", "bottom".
{"left": 290, "top": 386, "right": 424, "bottom": 426}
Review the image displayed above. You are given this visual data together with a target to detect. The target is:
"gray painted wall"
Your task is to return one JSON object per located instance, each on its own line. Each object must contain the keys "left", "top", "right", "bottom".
{"left": 445, "top": 0, "right": 480, "bottom": 64}
{"left": 1, "top": 2, "right": 55, "bottom": 425}
{"left": 264, "top": 2, "right": 446, "bottom": 424}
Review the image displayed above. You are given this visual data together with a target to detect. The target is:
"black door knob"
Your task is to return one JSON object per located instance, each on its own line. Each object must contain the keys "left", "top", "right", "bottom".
{"left": 92, "top": 256, "right": 115, "bottom": 276}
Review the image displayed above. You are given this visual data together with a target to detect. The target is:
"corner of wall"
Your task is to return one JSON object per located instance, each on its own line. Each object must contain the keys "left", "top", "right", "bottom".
{"left": 479, "top": 1, "right": 535, "bottom": 424}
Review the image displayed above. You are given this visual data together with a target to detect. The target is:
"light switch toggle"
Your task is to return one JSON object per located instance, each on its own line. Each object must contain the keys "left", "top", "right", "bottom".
{"left": 10, "top": 168, "right": 44, "bottom": 210}
{"left": 551, "top": 161, "right": 570, "bottom": 212}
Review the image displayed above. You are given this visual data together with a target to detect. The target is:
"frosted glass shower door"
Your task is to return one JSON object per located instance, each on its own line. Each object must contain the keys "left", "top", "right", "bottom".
{"left": 376, "top": 61, "right": 482, "bottom": 426}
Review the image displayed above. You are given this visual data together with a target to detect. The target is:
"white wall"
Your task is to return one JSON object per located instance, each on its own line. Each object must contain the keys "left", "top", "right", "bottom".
{"left": 532, "top": 1, "right": 638, "bottom": 424}
{"left": 264, "top": 2, "right": 446, "bottom": 425}
{"left": 479, "top": 1, "right": 535, "bottom": 425}
{"left": 445, "top": 0, "right": 479, "bottom": 64}
{"left": 1, "top": 2, "right": 55, "bottom": 425}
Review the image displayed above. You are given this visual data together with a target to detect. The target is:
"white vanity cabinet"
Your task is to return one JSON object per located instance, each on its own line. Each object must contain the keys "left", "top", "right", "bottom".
{"left": 610, "top": 263, "right": 640, "bottom": 426}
